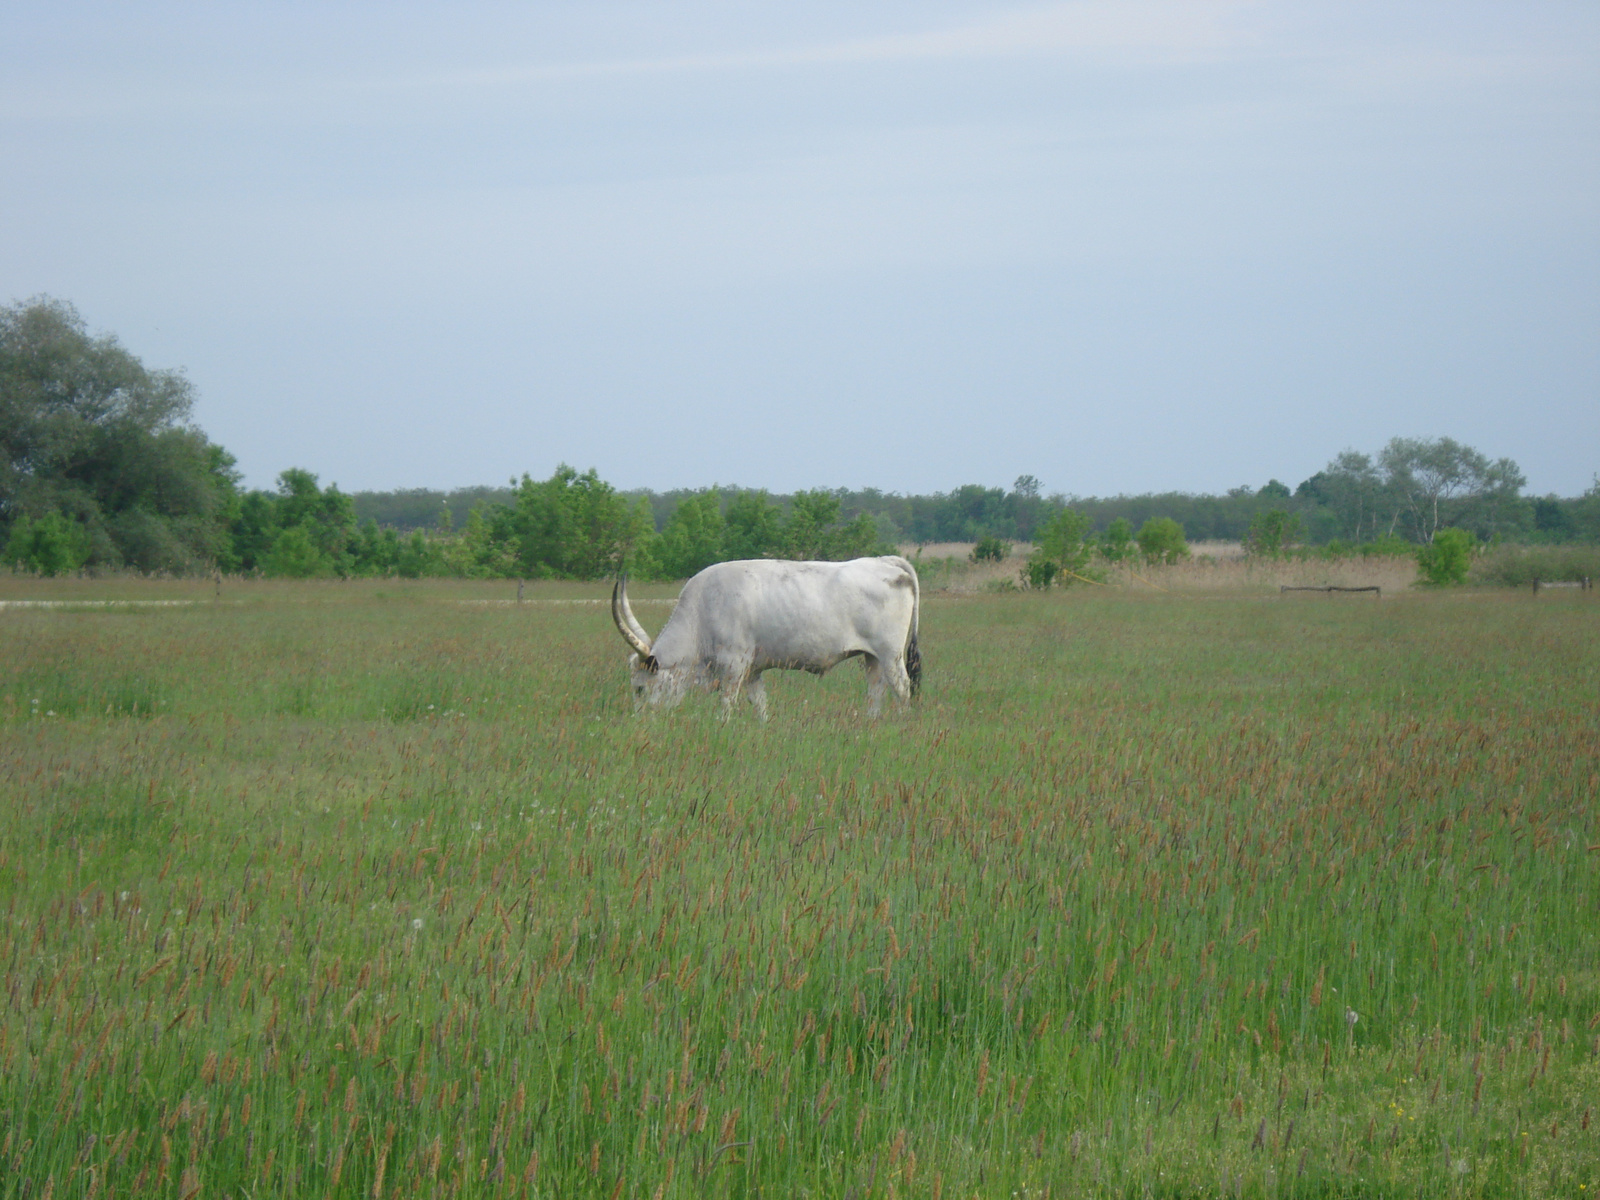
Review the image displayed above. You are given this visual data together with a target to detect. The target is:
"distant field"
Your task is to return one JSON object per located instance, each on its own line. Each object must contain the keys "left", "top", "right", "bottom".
{"left": 905, "top": 542, "right": 1421, "bottom": 595}
{"left": 2, "top": 579, "right": 1596, "bottom": 1198}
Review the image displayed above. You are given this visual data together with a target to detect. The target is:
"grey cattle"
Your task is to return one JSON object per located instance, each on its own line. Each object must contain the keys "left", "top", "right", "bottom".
{"left": 611, "top": 556, "right": 921, "bottom": 718}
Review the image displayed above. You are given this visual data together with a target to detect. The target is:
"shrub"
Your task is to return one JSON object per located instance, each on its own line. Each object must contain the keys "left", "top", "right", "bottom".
{"left": 1415, "top": 527, "right": 1475, "bottom": 586}
{"left": 3, "top": 512, "right": 91, "bottom": 576}
{"left": 263, "top": 526, "right": 333, "bottom": 578}
{"left": 1245, "top": 509, "right": 1301, "bottom": 557}
{"left": 1470, "top": 544, "right": 1600, "bottom": 588}
{"left": 655, "top": 491, "right": 726, "bottom": 579}
{"left": 1135, "top": 517, "right": 1189, "bottom": 565}
{"left": 1099, "top": 517, "right": 1134, "bottom": 563}
{"left": 1022, "top": 552, "right": 1059, "bottom": 590}
{"left": 971, "top": 536, "right": 1011, "bottom": 563}
{"left": 1025, "top": 508, "right": 1097, "bottom": 588}
{"left": 1358, "top": 534, "right": 1416, "bottom": 558}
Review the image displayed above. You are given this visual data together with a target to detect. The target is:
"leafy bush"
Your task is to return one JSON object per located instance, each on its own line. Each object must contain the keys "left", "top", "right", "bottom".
{"left": 3, "top": 511, "right": 90, "bottom": 575}
{"left": 263, "top": 525, "right": 332, "bottom": 578}
{"left": 1135, "top": 517, "right": 1189, "bottom": 565}
{"left": 1415, "top": 527, "right": 1475, "bottom": 586}
{"left": 396, "top": 530, "right": 441, "bottom": 579}
{"left": 970, "top": 536, "right": 1011, "bottom": 563}
{"left": 511, "top": 465, "right": 654, "bottom": 580}
{"left": 654, "top": 490, "right": 726, "bottom": 579}
{"left": 722, "top": 490, "right": 785, "bottom": 560}
{"left": 1319, "top": 534, "right": 1415, "bottom": 560}
{"left": 1025, "top": 508, "right": 1095, "bottom": 588}
{"left": 1022, "top": 553, "right": 1059, "bottom": 590}
{"left": 1358, "top": 534, "right": 1417, "bottom": 558}
{"left": 1099, "top": 517, "right": 1134, "bottom": 563}
{"left": 1245, "top": 508, "right": 1301, "bottom": 557}
{"left": 1470, "top": 544, "right": 1600, "bottom": 588}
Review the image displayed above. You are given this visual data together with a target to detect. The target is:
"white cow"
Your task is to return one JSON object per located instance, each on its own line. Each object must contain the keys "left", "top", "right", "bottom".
{"left": 611, "top": 556, "right": 921, "bottom": 719}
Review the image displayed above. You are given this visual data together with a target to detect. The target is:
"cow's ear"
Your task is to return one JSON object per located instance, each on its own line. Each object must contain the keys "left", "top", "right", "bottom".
{"left": 644, "top": 655, "right": 659, "bottom": 674}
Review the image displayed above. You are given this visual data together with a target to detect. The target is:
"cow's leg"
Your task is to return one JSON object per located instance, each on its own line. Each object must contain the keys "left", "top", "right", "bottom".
{"left": 746, "top": 672, "right": 769, "bottom": 721}
{"left": 715, "top": 659, "right": 754, "bottom": 720}
{"left": 718, "top": 675, "right": 743, "bottom": 719}
{"left": 883, "top": 654, "right": 913, "bottom": 706}
{"left": 863, "top": 654, "right": 888, "bottom": 718}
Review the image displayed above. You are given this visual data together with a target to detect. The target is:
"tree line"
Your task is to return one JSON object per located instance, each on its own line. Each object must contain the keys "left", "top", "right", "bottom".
{"left": 4, "top": 297, "right": 1597, "bottom": 580}
{"left": 220, "top": 465, "right": 888, "bottom": 581}
{"left": 359, "top": 451, "right": 1598, "bottom": 554}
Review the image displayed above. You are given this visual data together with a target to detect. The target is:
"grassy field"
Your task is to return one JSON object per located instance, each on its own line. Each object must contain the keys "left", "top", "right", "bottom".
{"left": 1, "top": 577, "right": 1597, "bottom": 1198}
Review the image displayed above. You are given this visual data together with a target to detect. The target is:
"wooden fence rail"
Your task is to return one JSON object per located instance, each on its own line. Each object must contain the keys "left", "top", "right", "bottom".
{"left": 1531, "top": 578, "right": 1592, "bottom": 594}
{"left": 1279, "top": 585, "right": 1382, "bottom": 597}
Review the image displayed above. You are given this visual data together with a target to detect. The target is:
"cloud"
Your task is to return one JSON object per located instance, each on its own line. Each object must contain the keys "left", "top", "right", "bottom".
{"left": 0, "top": 1, "right": 1257, "bottom": 125}
{"left": 438, "top": 1, "right": 1259, "bottom": 89}
{"left": 1313, "top": 46, "right": 1594, "bottom": 98}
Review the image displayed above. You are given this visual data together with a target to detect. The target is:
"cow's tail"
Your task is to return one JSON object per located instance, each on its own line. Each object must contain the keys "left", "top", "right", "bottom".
{"left": 902, "top": 558, "right": 922, "bottom": 698}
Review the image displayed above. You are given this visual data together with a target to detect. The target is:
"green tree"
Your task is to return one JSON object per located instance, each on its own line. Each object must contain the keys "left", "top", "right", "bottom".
{"left": 767, "top": 490, "right": 888, "bottom": 561}
{"left": 262, "top": 525, "right": 330, "bottom": 578}
{"left": 234, "top": 470, "right": 361, "bottom": 577}
{"left": 655, "top": 490, "right": 726, "bottom": 579}
{"left": 782, "top": 491, "right": 843, "bottom": 559}
{"left": 1010, "top": 475, "right": 1047, "bottom": 541}
{"left": 510, "top": 465, "right": 652, "bottom": 579}
{"left": 1135, "top": 517, "right": 1189, "bottom": 565}
{"left": 1530, "top": 497, "right": 1574, "bottom": 543}
{"left": 826, "top": 511, "right": 889, "bottom": 560}
{"left": 1025, "top": 507, "right": 1095, "bottom": 587}
{"left": 3, "top": 511, "right": 90, "bottom": 575}
{"left": 228, "top": 491, "right": 281, "bottom": 573}
{"left": 1, "top": 297, "right": 238, "bottom": 571}
{"left": 1573, "top": 476, "right": 1600, "bottom": 544}
{"left": 724, "top": 490, "right": 784, "bottom": 559}
{"left": 1099, "top": 517, "right": 1134, "bottom": 563}
{"left": 396, "top": 530, "right": 440, "bottom": 579}
{"left": 1378, "top": 436, "right": 1526, "bottom": 543}
{"left": 437, "top": 504, "right": 518, "bottom": 578}
{"left": 1245, "top": 508, "right": 1302, "bottom": 557}
{"left": 1298, "top": 451, "right": 1384, "bottom": 544}
{"left": 1416, "top": 527, "right": 1475, "bottom": 586}
{"left": 352, "top": 518, "right": 401, "bottom": 576}
{"left": 274, "top": 468, "right": 357, "bottom": 569}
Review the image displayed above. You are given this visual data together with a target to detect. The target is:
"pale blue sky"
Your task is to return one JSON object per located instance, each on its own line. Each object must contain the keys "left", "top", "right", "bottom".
{"left": 4, "top": 2, "right": 1596, "bottom": 495}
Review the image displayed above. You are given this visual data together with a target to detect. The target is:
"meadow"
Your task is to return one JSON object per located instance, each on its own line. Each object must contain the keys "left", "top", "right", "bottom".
{"left": 1, "top": 575, "right": 1596, "bottom": 1198}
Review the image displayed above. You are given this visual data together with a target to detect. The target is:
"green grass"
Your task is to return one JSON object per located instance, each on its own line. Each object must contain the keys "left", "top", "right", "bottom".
{"left": 1, "top": 580, "right": 1597, "bottom": 1198}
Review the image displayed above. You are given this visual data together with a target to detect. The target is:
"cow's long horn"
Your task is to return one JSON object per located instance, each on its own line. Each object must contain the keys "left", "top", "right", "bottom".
{"left": 611, "top": 578, "right": 653, "bottom": 658}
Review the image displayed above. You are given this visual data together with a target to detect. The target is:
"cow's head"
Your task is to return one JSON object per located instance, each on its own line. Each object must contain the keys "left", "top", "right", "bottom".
{"left": 612, "top": 578, "right": 670, "bottom": 704}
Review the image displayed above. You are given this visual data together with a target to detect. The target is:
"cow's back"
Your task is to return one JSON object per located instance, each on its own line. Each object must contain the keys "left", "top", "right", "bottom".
{"left": 667, "top": 557, "right": 915, "bottom": 670}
